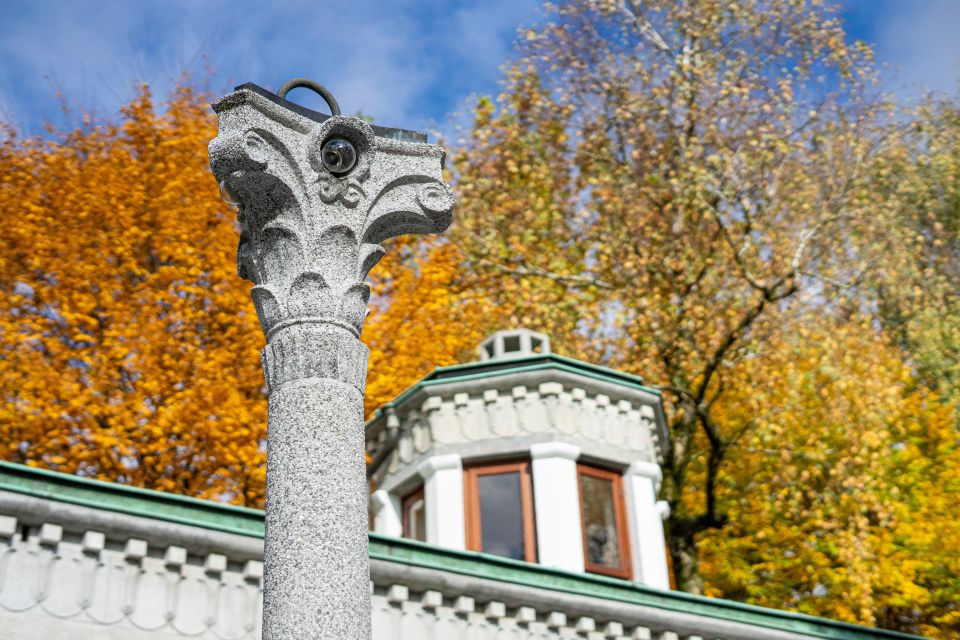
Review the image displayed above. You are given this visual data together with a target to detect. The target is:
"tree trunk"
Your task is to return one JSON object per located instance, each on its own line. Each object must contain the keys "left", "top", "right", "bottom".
{"left": 668, "top": 530, "right": 704, "bottom": 595}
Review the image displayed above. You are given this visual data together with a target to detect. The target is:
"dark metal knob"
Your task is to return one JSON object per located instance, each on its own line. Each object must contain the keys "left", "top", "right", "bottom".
{"left": 320, "top": 138, "right": 358, "bottom": 175}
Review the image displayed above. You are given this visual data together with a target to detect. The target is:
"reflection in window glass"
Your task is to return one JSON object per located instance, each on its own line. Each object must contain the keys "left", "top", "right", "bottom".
{"left": 403, "top": 491, "right": 426, "bottom": 542}
{"left": 477, "top": 471, "right": 525, "bottom": 559}
{"left": 580, "top": 474, "right": 621, "bottom": 569}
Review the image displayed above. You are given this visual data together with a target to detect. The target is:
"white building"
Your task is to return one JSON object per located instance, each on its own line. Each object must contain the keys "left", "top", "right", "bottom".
{"left": 0, "top": 331, "right": 923, "bottom": 639}
{"left": 366, "top": 329, "right": 671, "bottom": 589}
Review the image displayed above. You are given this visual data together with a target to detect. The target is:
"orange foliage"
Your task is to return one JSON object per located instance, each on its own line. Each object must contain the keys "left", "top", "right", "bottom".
{"left": 365, "top": 239, "right": 503, "bottom": 414}
{"left": 0, "top": 84, "right": 491, "bottom": 505}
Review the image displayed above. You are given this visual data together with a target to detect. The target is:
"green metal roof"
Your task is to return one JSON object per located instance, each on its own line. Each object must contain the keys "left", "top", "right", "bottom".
{"left": 0, "top": 461, "right": 923, "bottom": 640}
{"left": 371, "top": 353, "right": 662, "bottom": 422}
{"left": 0, "top": 461, "right": 264, "bottom": 538}
{"left": 372, "top": 537, "right": 923, "bottom": 640}
{"left": 422, "top": 353, "right": 651, "bottom": 387}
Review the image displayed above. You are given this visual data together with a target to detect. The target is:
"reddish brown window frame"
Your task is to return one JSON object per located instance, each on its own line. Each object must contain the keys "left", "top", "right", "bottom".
{"left": 464, "top": 460, "right": 538, "bottom": 563}
{"left": 576, "top": 464, "right": 633, "bottom": 580}
{"left": 401, "top": 486, "right": 425, "bottom": 541}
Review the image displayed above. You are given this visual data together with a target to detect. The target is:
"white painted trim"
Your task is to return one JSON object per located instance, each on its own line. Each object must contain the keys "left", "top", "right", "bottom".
{"left": 530, "top": 441, "right": 581, "bottom": 462}
{"left": 530, "top": 442, "right": 585, "bottom": 572}
{"left": 370, "top": 560, "right": 826, "bottom": 640}
{"left": 626, "top": 460, "right": 662, "bottom": 486}
{"left": 624, "top": 463, "right": 671, "bottom": 589}
{"left": 656, "top": 500, "right": 671, "bottom": 521}
{"left": 370, "top": 489, "right": 402, "bottom": 537}
{"left": 417, "top": 454, "right": 466, "bottom": 550}
{"left": 418, "top": 453, "right": 463, "bottom": 478}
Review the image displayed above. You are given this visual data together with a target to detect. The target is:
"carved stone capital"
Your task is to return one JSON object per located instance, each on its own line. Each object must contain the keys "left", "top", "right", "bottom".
{"left": 209, "top": 87, "right": 453, "bottom": 392}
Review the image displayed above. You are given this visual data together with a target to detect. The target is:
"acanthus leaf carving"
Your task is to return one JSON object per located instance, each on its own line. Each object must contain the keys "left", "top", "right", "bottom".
{"left": 210, "top": 88, "right": 453, "bottom": 391}
{"left": 288, "top": 273, "right": 335, "bottom": 319}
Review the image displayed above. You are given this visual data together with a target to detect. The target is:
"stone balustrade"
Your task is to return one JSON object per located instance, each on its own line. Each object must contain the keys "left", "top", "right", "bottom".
{"left": 0, "top": 515, "right": 262, "bottom": 639}
{"left": 0, "top": 462, "right": 924, "bottom": 640}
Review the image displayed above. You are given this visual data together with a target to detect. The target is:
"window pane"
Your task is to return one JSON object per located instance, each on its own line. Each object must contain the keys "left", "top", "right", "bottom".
{"left": 477, "top": 471, "right": 525, "bottom": 560}
{"left": 580, "top": 474, "right": 621, "bottom": 569}
{"left": 504, "top": 335, "right": 521, "bottom": 353}
{"left": 404, "top": 495, "right": 426, "bottom": 542}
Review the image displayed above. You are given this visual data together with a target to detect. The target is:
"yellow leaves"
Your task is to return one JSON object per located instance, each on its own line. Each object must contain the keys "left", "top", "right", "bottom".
{"left": 697, "top": 316, "right": 960, "bottom": 634}
{"left": 452, "top": 9, "right": 954, "bottom": 627}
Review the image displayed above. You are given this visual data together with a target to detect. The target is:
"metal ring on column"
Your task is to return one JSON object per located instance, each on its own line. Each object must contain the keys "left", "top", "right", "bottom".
{"left": 277, "top": 78, "right": 342, "bottom": 116}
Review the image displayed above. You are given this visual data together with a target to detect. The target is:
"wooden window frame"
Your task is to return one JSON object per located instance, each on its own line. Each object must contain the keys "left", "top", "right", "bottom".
{"left": 401, "top": 486, "right": 425, "bottom": 541}
{"left": 576, "top": 464, "right": 633, "bottom": 580}
{"left": 464, "top": 460, "right": 538, "bottom": 563}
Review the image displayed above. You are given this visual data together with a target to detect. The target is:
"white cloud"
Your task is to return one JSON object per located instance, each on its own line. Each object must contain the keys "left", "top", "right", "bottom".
{"left": 0, "top": 0, "right": 542, "bottom": 135}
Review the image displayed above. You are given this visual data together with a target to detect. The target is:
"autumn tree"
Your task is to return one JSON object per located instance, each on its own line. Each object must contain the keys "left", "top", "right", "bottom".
{"left": 0, "top": 86, "right": 269, "bottom": 503}
{"left": 2, "top": 14, "right": 956, "bottom": 634}
{"left": 365, "top": 238, "right": 506, "bottom": 414}
{"left": 453, "top": 0, "right": 894, "bottom": 591}
{"left": 0, "top": 84, "right": 490, "bottom": 505}
{"left": 696, "top": 316, "right": 960, "bottom": 637}
{"left": 867, "top": 95, "right": 960, "bottom": 410}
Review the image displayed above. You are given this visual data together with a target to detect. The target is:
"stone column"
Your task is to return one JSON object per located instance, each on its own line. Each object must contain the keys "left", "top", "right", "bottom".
{"left": 530, "top": 442, "right": 585, "bottom": 572}
{"left": 417, "top": 454, "right": 466, "bottom": 550}
{"left": 209, "top": 84, "right": 453, "bottom": 640}
{"left": 623, "top": 461, "right": 671, "bottom": 589}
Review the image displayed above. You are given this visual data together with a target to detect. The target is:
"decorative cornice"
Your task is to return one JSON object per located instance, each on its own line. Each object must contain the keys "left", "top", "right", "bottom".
{"left": 656, "top": 500, "right": 671, "bottom": 521}
{"left": 530, "top": 441, "right": 582, "bottom": 462}
{"left": 209, "top": 88, "right": 452, "bottom": 392}
{"left": 417, "top": 454, "right": 462, "bottom": 480}
{"left": 369, "top": 489, "right": 394, "bottom": 512}
{"left": 626, "top": 461, "right": 663, "bottom": 485}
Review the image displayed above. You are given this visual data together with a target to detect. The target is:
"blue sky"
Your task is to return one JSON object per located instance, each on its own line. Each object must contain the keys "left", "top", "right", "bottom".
{"left": 0, "top": 0, "right": 958, "bottom": 139}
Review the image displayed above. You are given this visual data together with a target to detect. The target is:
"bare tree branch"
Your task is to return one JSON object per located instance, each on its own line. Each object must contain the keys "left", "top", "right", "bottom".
{"left": 621, "top": 1, "right": 673, "bottom": 54}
